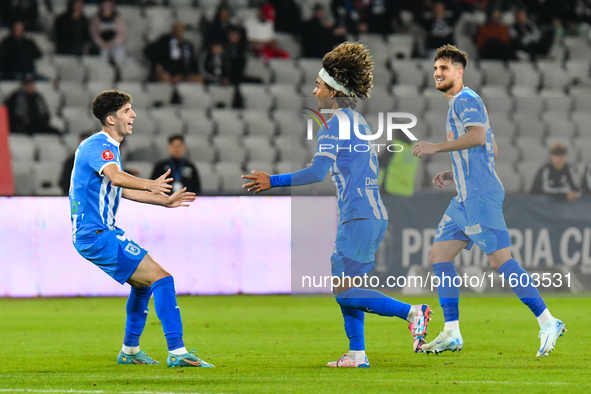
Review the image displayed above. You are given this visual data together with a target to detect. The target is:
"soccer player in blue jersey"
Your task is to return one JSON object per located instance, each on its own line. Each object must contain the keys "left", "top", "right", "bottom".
{"left": 413, "top": 44, "right": 565, "bottom": 357}
{"left": 69, "top": 90, "right": 213, "bottom": 367}
{"left": 242, "top": 42, "right": 432, "bottom": 367}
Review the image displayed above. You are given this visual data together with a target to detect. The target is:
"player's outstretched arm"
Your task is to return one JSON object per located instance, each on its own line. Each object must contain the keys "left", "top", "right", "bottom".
{"left": 122, "top": 187, "right": 196, "bottom": 207}
{"left": 241, "top": 156, "right": 333, "bottom": 194}
{"left": 103, "top": 164, "right": 173, "bottom": 196}
{"left": 242, "top": 171, "right": 272, "bottom": 194}
{"left": 413, "top": 126, "right": 486, "bottom": 158}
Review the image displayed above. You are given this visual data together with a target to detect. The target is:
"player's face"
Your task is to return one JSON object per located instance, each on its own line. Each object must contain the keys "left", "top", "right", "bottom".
{"left": 111, "top": 103, "right": 136, "bottom": 137}
{"left": 313, "top": 77, "right": 334, "bottom": 110}
{"left": 433, "top": 59, "right": 462, "bottom": 93}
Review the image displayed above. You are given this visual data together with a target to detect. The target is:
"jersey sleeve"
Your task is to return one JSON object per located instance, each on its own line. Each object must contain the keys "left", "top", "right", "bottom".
{"left": 87, "top": 139, "right": 120, "bottom": 175}
{"left": 454, "top": 96, "right": 486, "bottom": 128}
{"left": 314, "top": 116, "right": 344, "bottom": 161}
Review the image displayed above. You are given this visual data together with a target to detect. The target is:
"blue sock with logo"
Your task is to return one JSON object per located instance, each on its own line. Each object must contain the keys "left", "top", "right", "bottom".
{"left": 433, "top": 262, "right": 460, "bottom": 322}
{"left": 497, "top": 259, "right": 547, "bottom": 317}
{"left": 335, "top": 287, "right": 411, "bottom": 319}
{"left": 123, "top": 286, "right": 152, "bottom": 347}
{"left": 341, "top": 306, "right": 365, "bottom": 351}
{"left": 152, "top": 276, "right": 184, "bottom": 351}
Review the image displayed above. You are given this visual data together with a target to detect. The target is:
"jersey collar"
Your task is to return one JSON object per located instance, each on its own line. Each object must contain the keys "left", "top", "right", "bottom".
{"left": 99, "top": 131, "right": 120, "bottom": 147}
{"left": 448, "top": 86, "right": 468, "bottom": 106}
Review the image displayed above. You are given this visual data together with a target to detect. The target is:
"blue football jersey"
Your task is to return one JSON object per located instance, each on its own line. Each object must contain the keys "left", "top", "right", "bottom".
{"left": 69, "top": 131, "right": 123, "bottom": 243}
{"left": 313, "top": 108, "right": 388, "bottom": 224}
{"left": 445, "top": 87, "right": 504, "bottom": 202}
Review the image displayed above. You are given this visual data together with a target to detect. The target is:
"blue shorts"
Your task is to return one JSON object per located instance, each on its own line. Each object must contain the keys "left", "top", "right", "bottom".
{"left": 74, "top": 229, "right": 148, "bottom": 284}
{"left": 331, "top": 218, "right": 388, "bottom": 277}
{"left": 433, "top": 193, "right": 510, "bottom": 255}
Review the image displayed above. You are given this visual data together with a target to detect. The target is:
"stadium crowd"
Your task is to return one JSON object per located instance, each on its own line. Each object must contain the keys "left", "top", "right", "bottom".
{"left": 1, "top": 0, "right": 591, "bottom": 196}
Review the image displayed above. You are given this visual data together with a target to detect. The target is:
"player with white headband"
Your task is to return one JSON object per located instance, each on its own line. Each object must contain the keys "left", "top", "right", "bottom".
{"left": 242, "top": 42, "right": 432, "bottom": 367}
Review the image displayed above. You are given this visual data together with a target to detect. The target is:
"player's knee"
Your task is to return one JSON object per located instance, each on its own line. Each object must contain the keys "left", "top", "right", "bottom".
{"left": 429, "top": 251, "right": 443, "bottom": 266}
{"left": 152, "top": 268, "right": 171, "bottom": 283}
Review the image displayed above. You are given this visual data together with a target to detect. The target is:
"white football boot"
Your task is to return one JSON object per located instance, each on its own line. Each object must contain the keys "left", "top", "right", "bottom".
{"left": 537, "top": 317, "right": 566, "bottom": 357}
{"left": 327, "top": 353, "right": 370, "bottom": 368}
{"left": 421, "top": 328, "right": 463, "bottom": 354}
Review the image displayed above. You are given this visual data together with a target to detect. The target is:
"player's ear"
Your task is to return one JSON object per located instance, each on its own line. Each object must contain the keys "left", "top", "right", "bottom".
{"left": 106, "top": 115, "right": 115, "bottom": 126}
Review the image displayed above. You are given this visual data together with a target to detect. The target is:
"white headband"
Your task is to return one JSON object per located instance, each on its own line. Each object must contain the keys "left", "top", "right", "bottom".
{"left": 319, "top": 68, "right": 351, "bottom": 96}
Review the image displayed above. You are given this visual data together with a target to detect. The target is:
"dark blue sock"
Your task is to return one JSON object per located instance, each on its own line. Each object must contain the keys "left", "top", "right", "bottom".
{"left": 123, "top": 286, "right": 152, "bottom": 347}
{"left": 341, "top": 306, "right": 365, "bottom": 351}
{"left": 497, "top": 259, "right": 547, "bottom": 317}
{"left": 152, "top": 276, "right": 184, "bottom": 351}
{"left": 433, "top": 262, "right": 460, "bottom": 322}
{"left": 335, "top": 287, "right": 411, "bottom": 319}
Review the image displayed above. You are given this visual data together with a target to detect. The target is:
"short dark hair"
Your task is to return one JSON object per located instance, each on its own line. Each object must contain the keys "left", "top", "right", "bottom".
{"left": 168, "top": 134, "right": 184, "bottom": 144}
{"left": 92, "top": 90, "right": 132, "bottom": 126}
{"left": 434, "top": 44, "right": 468, "bottom": 69}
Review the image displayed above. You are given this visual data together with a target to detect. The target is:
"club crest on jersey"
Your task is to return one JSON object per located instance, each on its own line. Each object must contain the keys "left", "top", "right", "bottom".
{"left": 102, "top": 150, "right": 114, "bottom": 161}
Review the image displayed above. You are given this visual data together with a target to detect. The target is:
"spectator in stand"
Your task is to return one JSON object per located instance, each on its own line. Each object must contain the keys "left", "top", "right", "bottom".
{"left": 510, "top": 8, "right": 544, "bottom": 60}
{"left": 223, "top": 26, "right": 261, "bottom": 84}
{"left": 367, "top": 0, "right": 403, "bottom": 35}
{"left": 60, "top": 130, "right": 93, "bottom": 195}
{"left": 4, "top": 73, "right": 59, "bottom": 135}
{"left": 301, "top": 4, "right": 346, "bottom": 58}
{"left": 151, "top": 134, "right": 201, "bottom": 195}
{"left": 458, "top": 0, "right": 488, "bottom": 13}
{"left": 54, "top": 0, "right": 95, "bottom": 56}
{"left": 331, "top": 0, "right": 369, "bottom": 35}
{"left": 0, "top": 0, "right": 39, "bottom": 31}
{"left": 144, "top": 22, "right": 202, "bottom": 84}
{"left": 420, "top": 1, "right": 459, "bottom": 54}
{"left": 581, "top": 162, "right": 591, "bottom": 195}
{"left": 476, "top": 8, "right": 514, "bottom": 60}
{"left": 531, "top": 142, "right": 581, "bottom": 202}
{"left": 0, "top": 21, "right": 42, "bottom": 81}
{"left": 225, "top": 26, "right": 247, "bottom": 83}
{"left": 200, "top": 41, "right": 232, "bottom": 85}
{"left": 204, "top": 3, "right": 233, "bottom": 48}
{"left": 244, "top": 2, "right": 290, "bottom": 59}
{"left": 89, "top": 0, "right": 126, "bottom": 63}
{"left": 270, "top": 0, "right": 302, "bottom": 34}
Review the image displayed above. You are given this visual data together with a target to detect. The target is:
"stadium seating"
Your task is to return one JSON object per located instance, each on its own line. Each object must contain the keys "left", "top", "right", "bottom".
{"left": 5, "top": 1, "right": 591, "bottom": 196}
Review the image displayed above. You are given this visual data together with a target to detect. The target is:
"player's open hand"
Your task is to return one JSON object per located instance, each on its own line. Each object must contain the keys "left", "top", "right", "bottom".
{"left": 413, "top": 141, "right": 439, "bottom": 158}
{"left": 241, "top": 171, "right": 271, "bottom": 194}
{"left": 149, "top": 169, "right": 173, "bottom": 196}
{"left": 433, "top": 171, "right": 454, "bottom": 189}
{"left": 165, "top": 187, "right": 196, "bottom": 208}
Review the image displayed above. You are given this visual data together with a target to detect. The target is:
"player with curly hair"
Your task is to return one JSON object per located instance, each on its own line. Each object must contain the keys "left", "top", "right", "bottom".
{"left": 242, "top": 42, "right": 432, "bottom": 367}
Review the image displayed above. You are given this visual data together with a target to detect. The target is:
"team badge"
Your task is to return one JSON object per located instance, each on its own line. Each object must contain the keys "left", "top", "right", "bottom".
{"left": 102, "top": 150, "right": 114, "bottom": 161}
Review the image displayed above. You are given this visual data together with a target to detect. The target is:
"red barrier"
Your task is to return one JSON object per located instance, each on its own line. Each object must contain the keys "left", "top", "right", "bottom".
{"left": 0, "top": 105, "right": 15, "bottom": 196}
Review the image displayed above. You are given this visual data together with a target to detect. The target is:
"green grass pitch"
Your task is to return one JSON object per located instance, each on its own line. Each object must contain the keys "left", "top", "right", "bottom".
{"left": 0, "top": 295, "right": 590, "bottom": 394}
